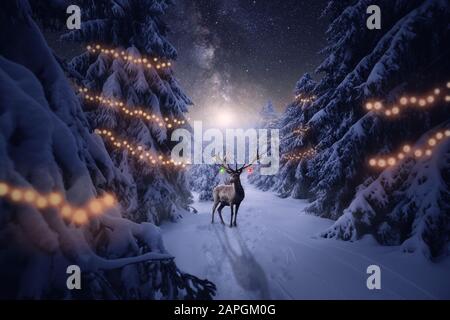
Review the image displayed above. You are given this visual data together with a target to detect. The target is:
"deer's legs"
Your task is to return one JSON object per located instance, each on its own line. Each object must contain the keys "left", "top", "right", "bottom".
{"left": 211, "top": 201, "right": 220, "bottom": 223}
{"left": 217, "top": 203, "right": 226, "bottom": 224}
{"left": 229, "top": 204, "right": 234, "bottom": 228}
{"left": 233, "top": 203, "right": 240, "bottom": 227}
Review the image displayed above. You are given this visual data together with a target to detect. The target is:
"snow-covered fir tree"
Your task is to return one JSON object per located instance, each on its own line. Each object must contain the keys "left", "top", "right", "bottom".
{"left": 62, "top": 0, "right": 193, "bottom": 224}
{"left": 276, "top": 0, "right": 450, "bottom": 258}
{"left": 188, "top": 164, "right": 221, "bottom": 202}
{"left": 272, "top": 74, "right": 317, "bottom": 198}
{"left": 248, "top": 101, "right": 280, "bottom": 191}
{"left": 0, "top": 0, "right": 214, "bottom": 299}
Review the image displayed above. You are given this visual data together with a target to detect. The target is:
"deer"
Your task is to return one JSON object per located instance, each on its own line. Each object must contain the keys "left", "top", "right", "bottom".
{"left": 211, "top": 155, "right": 258, "bottom": 228}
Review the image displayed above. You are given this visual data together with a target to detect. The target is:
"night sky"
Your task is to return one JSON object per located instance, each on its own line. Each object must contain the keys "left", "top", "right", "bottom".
{"left": 45, "top": 0, "right": 329, "bottom": 128}
{"left": 166, "top": 0, "right": 328, "bottom": 127}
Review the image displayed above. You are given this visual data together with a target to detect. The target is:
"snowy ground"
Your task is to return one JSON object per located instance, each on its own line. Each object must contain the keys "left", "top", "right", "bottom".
{"left": 161, "top": 176, "right": 450, "bottom": 300}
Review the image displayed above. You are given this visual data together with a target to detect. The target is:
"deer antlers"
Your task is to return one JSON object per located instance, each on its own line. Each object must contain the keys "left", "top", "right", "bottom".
{"left": 215, "top": 151, "right": 261, "bottom": 174}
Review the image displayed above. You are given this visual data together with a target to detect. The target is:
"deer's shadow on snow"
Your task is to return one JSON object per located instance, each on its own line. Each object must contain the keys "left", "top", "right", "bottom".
{"left": 212, "top": 225, "right": 270, "bottom": 299}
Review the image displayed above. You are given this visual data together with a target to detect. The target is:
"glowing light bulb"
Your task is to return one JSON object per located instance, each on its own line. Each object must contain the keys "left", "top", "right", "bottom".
{"left": 397, "top": 153, "right": 404, "bottom": 160}
{"left": 387, "top": 157, "right": 396, "bottom": 166}
{"left": 400, "top": 97, "right": 408, "bottom": 105}
{"left": 434, "top": 88, "right": 440, "bottom": 95}
{"left": 88, "top": 200, "right": 103, "bottom": 215}
{"left": 73, "top": 209, "right": 88, "bottom": 225}
{"left": 436, "top": 132, "right": 444, "bottom": 140}
{"left": 61, "top": 205, "right": 73, "bottom": 218}
{"left": 374, "top": 102, "right": 382, "bottom": 110}
{"left": 102, "top": 194, "right": 115, "bottom": 207}
{"left": 425, "top": 149, "right": 432, "bottom": 156}
{"left": 378, "top": 159, "right": 386, "bottom": 168}
{"left": 428, "top": 138, "right": 436, "bottom": 146}
{"left": 10, "top": 189, "right": 23, "bottom": 202}
{"left": 385, "top": 110, "right": 391, "bottom": 116}
{"left": 403, "top": 145, "right": 411, "bottom": 153}
{"left": 418, "top": 99, "right": 426, "bottom": 107}
{"left": 414, "top": 149, "right": 422, "bottom": 158}
{"left": 36, "top": 196, "right": 48, "bottom": 209}
{"left": 48, "top": 192, "right": 63, "bottom": 206}
{"left": 445, "top": 130, "right": 450, "bottom": 137}
{"left": 392, "top": 107, "right": 400, "bottom": 115}
{"left": 410, "top": 97, "right": 417, "bottom": 104}
{"left": 0, "top": 183, "right": 9, "bottom": 196}
{"left": 24, "top": 190, "right": 36, "bottom": 202}
{"left": 426, "top": 96, "right": 434, "bottom": 103}
{"left": 369, "top": 159, "right": 377, "bottom": 166}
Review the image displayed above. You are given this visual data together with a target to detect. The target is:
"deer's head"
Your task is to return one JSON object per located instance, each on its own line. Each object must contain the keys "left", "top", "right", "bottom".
{"left": 217, "top": 154, "right": 258, "bottom": 184}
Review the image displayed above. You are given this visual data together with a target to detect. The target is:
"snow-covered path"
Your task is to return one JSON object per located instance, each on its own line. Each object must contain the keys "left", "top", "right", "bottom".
{"left": 161, "top": 177, "right": 450, "bottom": 300}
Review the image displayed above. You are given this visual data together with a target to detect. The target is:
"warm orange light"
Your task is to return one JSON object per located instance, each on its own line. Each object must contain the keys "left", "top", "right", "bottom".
{"left": 366, "top": 102, "right": 373, "bottom": 110}
{"left": 374, "top": 102, "right": 382, "bottom": 110}
{"left": 36, "top": 196, "right": 48, "bottom": 209}
{"left": 392, "top": 107, "right": 400, "bottom": 115}
{"left": 398, "top": 153, "right": 404, "bottom": 159}
{"left": 102, "top": 194, "right": 116, "bottom": 207}
{"left": 387, "top": 157, "right": 396, "bottom": 166}
{"left": 0, "top": 183, "right": 9, "bottom": 196}
{"left": 73, "top": 209, "right": 88, "bottom": 225}
{"left": 88, "top": 200, "right": 103, "bottom": 215}
{"left": 410, "top": 97, "right": 417, "bottom": 104}
{"left": 425, "top": 149, "right": 432, "bottom": 156}
{"left": 418, "top": 99, "right": 426, "bottom": 107}
{"left": 10, "top": 189, "right": 23, "bottom": 202}
{"left": 445, "top": 130, "right": 450, "bottom": 137}
{"left": 403, "top": 145, "right": 411, "bottom": 153}
{"left": 428, "top": 138, "right": 436, "bottom": 146}
{"left": 400, "top": 97, "right": 408, "bottom": 105}
{"left": 378, "top": 159, "right": 386, "bottom": 167}
{"left": 414, "top": 149, "right": 422, "bottom": 158}
{"left": 48, "top": 192, "right": 63, "bottom": 206}
{"left": 426, "top": 96, "right": 434, "bottom": 103}
{"left": 24, "top": 190, "right": 37, "bottom": 203}
{"left": 436, "top": 132, "right": 444, "bottom": 140}
{"left": 61, "top": 205, "right": 73, "bottom": 218}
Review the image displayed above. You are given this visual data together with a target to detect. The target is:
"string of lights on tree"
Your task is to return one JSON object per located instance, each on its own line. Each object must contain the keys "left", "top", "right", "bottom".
{"left": 95, "top": 129, "right": 188, "bottom": 168}
{"left": 295, "top": 93, "right": 316, "bottom": 104}
{"left": 282, "top": 147, "right": 317, "bottom": 161}
{"left": 292, "top": 126, "right": 310, "bottom": 135}
{"left": 77, "top": 87, "right": 187, "bottom": 129}
{"left": 86, "top": 44, "right": 172, "bottom": 70}
{"left": 365, "top": 81, "right": 450, "bottom": 117}
{"left": 0, "top": 182, "right": 117, "bottom": 225}
{"left": 368, "top": 129, "right": 450, "bottom": 169}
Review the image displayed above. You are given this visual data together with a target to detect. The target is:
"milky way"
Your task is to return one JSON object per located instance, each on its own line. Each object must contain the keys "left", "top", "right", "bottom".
{"left": 166, "top": 0, "right": 328, "bottom": 127}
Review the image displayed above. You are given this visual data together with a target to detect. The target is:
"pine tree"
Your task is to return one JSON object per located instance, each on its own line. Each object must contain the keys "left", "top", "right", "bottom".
{"left": 272, "top": 74, "right": 317, "bottom": 198}
{"left": 278, "top": 0, "right": 450, "bottom": 257}
{"left": 248, "top": 101, "right": 280, "bottom": 191}
{"left": 63, "top": 0, "right": 193, "bottom": 224}
{"left": 188, "top": 164, "right": 221, "bottom": 202}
